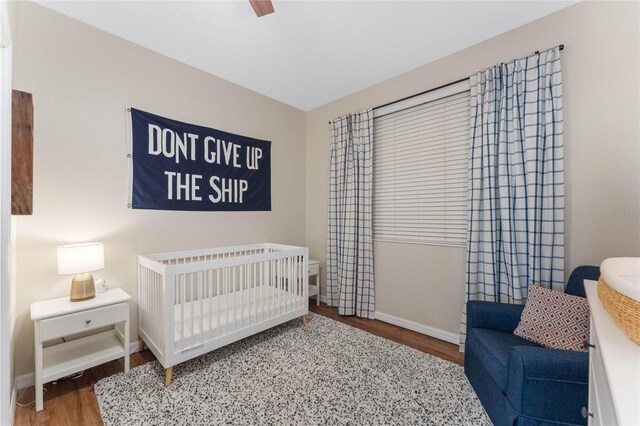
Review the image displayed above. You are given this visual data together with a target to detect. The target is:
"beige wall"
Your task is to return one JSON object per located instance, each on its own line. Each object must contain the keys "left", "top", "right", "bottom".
{"left": 12, "top": 2, "right": 306, "bottom": 377}
{"left": 306, "top": 1, "right": 640, "bottom": 338}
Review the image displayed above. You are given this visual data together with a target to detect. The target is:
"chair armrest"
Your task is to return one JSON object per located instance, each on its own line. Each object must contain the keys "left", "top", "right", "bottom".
{"left": 507, "top": 346, "right": 589, "bottom": 425}
{"left": 466, "top": 300, "right": 524, "bottom": 333}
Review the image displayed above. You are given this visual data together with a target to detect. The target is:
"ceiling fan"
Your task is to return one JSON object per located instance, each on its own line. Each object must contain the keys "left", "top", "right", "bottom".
{"left": 249, "top": 0, "right": 275, "bottom": 17}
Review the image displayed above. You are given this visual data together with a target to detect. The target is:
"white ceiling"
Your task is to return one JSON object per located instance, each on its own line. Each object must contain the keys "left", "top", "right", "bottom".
{"left": 36, "top": 0, "right": 576, "bottom": 111}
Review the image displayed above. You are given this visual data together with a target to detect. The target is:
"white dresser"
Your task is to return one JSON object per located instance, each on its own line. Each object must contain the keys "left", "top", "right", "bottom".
{"left": 584, "top": 280, "right": 640, "bottom": 425}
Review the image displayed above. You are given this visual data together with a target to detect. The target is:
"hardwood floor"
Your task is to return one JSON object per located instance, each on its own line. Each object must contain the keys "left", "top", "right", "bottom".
{"left": 15, "top": 302, "right": 463, "bottom": 425}
{"left": 309, "top": 303, "right": 464, "bottom": 366}
{"left": 14, "top": 349, "right": 155, "bottom": 426}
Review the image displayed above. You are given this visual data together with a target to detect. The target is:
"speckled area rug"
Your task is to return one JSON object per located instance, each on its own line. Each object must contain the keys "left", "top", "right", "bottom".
{"left": 95, "top": 313, "right": 490, "bottom": 425}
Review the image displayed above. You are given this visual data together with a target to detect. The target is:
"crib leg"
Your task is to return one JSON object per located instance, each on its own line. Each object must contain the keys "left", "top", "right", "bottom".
{"left": 165, "top": 367, "right": 173, "bottom": 387}
{"left": 301, "top": 315, "right": 308, "bottom": 327}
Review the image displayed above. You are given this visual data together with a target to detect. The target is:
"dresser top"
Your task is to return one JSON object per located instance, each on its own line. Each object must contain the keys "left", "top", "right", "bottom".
{"left": 585, "top": 279, "right": 640, "bottom": 425}
{"left": 31, "top": 288, "right": 131, "bottom": 320}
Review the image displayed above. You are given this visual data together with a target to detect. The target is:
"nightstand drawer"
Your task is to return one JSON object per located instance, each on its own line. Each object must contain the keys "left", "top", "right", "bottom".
{"left": 39, "top": 302, "right": 128, "bottom": 342}
{"left": 308, "top": 262, "right": 319, "bottom": 276}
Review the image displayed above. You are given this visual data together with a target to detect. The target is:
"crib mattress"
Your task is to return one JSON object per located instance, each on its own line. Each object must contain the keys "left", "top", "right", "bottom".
{"left": 173, "top": 284, "right": 304, "bottom": 343}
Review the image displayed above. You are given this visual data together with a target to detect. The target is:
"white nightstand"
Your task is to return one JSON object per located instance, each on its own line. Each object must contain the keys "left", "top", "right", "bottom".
{"left": 308, "top": 259, "right": 320, "bottom": 305}
{"left": 30, "top": 288, "right": 131, "bottom": 412}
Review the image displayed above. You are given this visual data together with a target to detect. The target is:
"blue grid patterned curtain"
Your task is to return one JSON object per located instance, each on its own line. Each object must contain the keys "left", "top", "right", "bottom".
{"left": 460, "top": 47, "right": 565, "bottom": 350}
{"left": 326, "top": 110, "right": 375, "bottom": 318}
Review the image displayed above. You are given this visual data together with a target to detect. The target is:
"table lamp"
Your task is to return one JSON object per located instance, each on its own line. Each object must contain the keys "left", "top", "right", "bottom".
{"left": 57, "top": 242, "right": 105, "bottom": 302}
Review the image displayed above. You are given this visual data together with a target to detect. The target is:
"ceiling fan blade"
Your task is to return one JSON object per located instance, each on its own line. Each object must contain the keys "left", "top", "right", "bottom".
{"left": 249, "top": 0, "right": 274, "bottom": 17}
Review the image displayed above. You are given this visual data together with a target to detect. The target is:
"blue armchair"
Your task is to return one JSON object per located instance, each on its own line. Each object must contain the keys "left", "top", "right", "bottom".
{"left": 464, "top": 266, "right": 600, "bottom": 426}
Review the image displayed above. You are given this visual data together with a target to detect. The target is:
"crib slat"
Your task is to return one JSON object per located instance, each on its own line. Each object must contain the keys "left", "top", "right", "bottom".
{"left": 272, "top": 259, "right": 276, "bottom": 319}
{"left": 278, "top": 257, "right": 282, "bottom": 316}
{"left": 152, "top": 268, "right": 156, "bottom": 342}
{"left": 284, "top": 257, "right": 288, "bottom": 313}
{"left": 142, "top": 266, "right": 145, "bottom": 338}
{"left": 151, "top": 268, "right": 155, "bottom": 343}
{"left": 252, "top": 262, "right": 256, "bottom": 325}
{"left": 295, "top": 256, "right": 299, "bottom": 308}
{"left": 225, "top": 266, "right": 229, "bottom": 335}
{"left": 149, "top": 268, "right": 153, "bottom": 343}
{"left": 190, "top": 274, "right": 194, "bottom": 348}
{"left": 299, "top": 256, "right": 302, "bottom": 307}
{"left": 238, "top": 265, "right": 242, "bottom": 328}
{"left": 147, "top": 267, "right": 151, "bottom": 341}
{"left": 199, "top": 271, "right": 203, "bottom": 346}
{"left": 151, "top": 268, "right": 155, "bottom": 344}
{"left": 284, "top": 258, "right": 287, "bottom": 313}
{"left": 260, "top": 261, "right": 264, "bottom": 322}
{"left": 180, "top": 274, "right": 185, "bottom": 352}
{"left": 288, "top": 257, "right": 292, "bottom": 313}
{"left": 244, "top": 263, "right": 248, "bottom": 327}
{"left": 247, "top": 263, "right": 251, "bottom": 326}
{"left": 245, "top": 263, "right": 249, "bottom": 327}
{"left": 216, "top": 269, "right": 220, "bottom": 337}
{"left": 267, "top": 260, "right": 271, "bottom": 320}
{"left": 293, "top": 256, "right": 297, "bottom": 310}
{"left": 241, "top": 264, "right": 244, "bottom": 327}
{"left": 141, "top": 266, "right": 146, "bottom": 341}
{"left": 209, "top": 269, "right": 214, "bottom": 340}
{"left": 238, "top": 264, "right": 242, "bottom": 329}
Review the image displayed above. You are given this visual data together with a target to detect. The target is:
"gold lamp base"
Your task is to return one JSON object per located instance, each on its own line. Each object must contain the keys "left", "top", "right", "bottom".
{"left": 70, "top": 273, "right": 96, "bottom": 302}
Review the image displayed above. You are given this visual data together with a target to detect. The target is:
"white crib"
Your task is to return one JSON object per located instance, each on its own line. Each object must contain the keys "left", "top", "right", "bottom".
{"left": 137, "top": 243, "right": 309, "bottom": 385}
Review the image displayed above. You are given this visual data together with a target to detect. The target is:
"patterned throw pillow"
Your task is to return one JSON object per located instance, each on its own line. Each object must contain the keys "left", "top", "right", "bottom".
{"left": 513, "top": 285, "right": 590, "bottom": 352}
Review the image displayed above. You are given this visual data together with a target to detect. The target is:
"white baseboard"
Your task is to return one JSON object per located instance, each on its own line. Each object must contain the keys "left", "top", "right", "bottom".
{"left": 16, "top": 372, "right": 34, "bottom": 390}
{"left": 374, "top": 311, "right": 459, "bottom": 344}
{"left": 9, "top": 380, "right": 16, "bottom": 426}
{"left": 309, "top": 294, "right": 329, "bottom": 305}
{"left": 313, "top": 295, "right": 459, "bottom": 345}
{"left": 127, "top": 338, "right": 140, "bottom": 357}
{"left": 16, "top": 340, "right": 141, "bottom": 390}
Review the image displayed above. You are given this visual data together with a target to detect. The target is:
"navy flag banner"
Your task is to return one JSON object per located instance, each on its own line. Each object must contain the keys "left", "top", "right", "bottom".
{"left": 127, "top": 108, "right": 271, "bottom": 211}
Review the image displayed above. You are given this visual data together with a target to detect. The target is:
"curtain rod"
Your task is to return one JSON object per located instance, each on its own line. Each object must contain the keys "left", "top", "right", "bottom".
{"left": 373, "top": 76, "right": 469, "bottom": 112}
{"left": 327, "top": 77, "right": 466, "bottom": 125}
{"left": 329, "top": 44, "right": 564, "bottom": 124}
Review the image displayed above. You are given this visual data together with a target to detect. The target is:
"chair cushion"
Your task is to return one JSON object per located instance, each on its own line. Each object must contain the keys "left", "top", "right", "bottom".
{"left": 514, "top": 285, "right": 590, "bottom": 352}
{"left": 467, "top": 327, "right": 540, "bottom": 392}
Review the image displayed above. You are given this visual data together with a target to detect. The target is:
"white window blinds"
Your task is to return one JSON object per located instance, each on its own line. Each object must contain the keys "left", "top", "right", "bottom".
{"left": 373, "top": 81, "right": 470, "bottom": 246}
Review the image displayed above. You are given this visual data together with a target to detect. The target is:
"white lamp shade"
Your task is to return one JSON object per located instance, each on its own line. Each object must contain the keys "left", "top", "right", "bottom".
{"left": 57, "top": 242, "right": 105, "bottom": 275}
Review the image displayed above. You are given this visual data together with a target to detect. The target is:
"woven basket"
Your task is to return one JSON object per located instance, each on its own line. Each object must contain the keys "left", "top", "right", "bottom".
{"left": 598, "top": 276, "right": 640, "bottom": 345}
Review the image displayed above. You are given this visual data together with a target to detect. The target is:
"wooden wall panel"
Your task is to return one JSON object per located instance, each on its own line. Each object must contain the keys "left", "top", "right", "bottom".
{"left": 12, "top": 90, "right": 33, "bottom": 215}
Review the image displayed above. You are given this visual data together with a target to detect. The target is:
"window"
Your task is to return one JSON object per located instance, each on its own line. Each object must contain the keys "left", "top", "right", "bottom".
{"left": 373, "top": 80, "right": 470, "bottom": 246}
